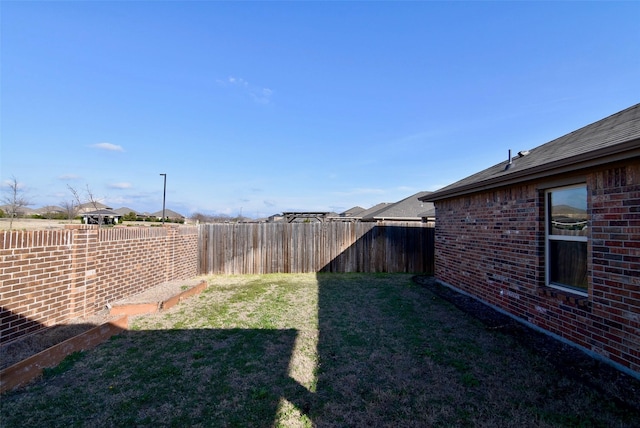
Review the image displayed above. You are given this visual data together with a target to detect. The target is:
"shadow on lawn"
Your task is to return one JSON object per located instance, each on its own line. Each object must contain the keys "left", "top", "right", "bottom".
{"left": 91, "top": 274, "right": 430, "bottom": 427}
{"left": 1, "top": 328, "right": 313, "bottom": 427}
{"left": 108, "top": 329, "right": 310, "bottom": 426}
{"left": 3, "top": 274, "right": 640, "bottom": 427}
{"left": 3, "top": 275, "right": 400, "bottom": 426}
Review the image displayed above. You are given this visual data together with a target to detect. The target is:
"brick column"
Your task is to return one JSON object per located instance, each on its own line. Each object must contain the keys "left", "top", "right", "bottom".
{"left": 68, "top": 226, "right": 98, "bottom": 319}
{"left": 165, "top": 226, "right": 178, "bottom": 283}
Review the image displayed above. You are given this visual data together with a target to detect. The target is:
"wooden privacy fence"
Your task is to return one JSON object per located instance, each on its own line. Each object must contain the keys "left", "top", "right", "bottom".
{"left": 198, "top": 222, "right": 434, "bottom": 275}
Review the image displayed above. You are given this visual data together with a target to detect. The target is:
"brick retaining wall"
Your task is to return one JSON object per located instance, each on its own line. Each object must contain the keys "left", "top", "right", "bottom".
{"left": 1, "top": 225, "right": 198, "bottom": 344}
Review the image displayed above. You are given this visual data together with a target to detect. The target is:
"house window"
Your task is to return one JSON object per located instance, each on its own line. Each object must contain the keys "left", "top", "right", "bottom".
{"left": 545, "top": 185, "right": 588, "bottom": 294}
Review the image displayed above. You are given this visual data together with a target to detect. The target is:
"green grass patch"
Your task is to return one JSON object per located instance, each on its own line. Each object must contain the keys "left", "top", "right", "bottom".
{"left": 1, "top": 273, "right": 638, "bottom": 427}
{"left": 42, "top": 351, "right": 84, "bottom": 378}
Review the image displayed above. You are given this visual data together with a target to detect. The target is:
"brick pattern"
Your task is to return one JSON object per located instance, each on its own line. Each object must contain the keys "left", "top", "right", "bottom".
{"left": 1, "top": 226, "right": 198, "bottom": 344}
{"left": 1, "top": 230, "right": 76, "bottom": 342}
{"left": 434, "top": 160, "right": 640, "bottom": 375}
{"left": 590, "top": 164, "right": 640, "bottom": 372}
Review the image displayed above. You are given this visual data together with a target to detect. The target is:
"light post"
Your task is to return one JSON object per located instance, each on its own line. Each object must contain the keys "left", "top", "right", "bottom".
{"left": 160, "top": 173, "right": 166, "bottom": 224}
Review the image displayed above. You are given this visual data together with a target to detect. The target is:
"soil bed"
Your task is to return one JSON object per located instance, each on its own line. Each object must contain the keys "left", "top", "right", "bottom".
{"left": 0, "top": 277, "right": 207, "bottom": 370}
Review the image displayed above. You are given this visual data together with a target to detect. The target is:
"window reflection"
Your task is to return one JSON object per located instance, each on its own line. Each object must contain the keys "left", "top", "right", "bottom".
{"left": 548, "top": 186, "right": 588, "bottom": 236}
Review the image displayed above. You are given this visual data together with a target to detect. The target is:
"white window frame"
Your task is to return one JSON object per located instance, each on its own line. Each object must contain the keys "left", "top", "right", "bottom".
{"left": 545, "top": 184, "right": 588, "bottom": 296}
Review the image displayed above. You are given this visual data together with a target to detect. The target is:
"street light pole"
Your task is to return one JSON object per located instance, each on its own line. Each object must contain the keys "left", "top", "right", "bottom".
{"left": 160, "top": 173, "right": 166, "bottom": 225}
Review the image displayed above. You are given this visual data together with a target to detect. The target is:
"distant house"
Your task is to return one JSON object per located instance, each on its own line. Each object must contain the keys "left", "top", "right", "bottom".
{"left": 151, "top": 209, "right": 185, "bottom": 222}
{"left": 339, "top": 206, "right": 366, "bottom": 218}
{"left": 0, "top": 205, "right": 36, "bottom": 218}
{"left": 361, "top": 191, "right": 434, "bottom": 223}
{"left": 350, "top": 203, "right": 393, "bottom": 221}
{"left": 421, "top": 103, "right": 640, "bottom": 378}
{"left": 267, "top": 213, "right": 285, "bottom": 223}
{"left": 77, "top": 202, "right": 112, "bottom": 215}
{"left": 82, "top": 209, "right": 122, "bottom": 225}
{"left": 114, "top": 207, "right": 139, "bottom": 218}
{"left": 35, "top": 206, "right": 66, "bottom": 218}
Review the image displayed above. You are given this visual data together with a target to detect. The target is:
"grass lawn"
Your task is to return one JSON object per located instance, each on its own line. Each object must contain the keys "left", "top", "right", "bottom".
{"left": 1, "top": 273, "right": 638, "bottom": 427}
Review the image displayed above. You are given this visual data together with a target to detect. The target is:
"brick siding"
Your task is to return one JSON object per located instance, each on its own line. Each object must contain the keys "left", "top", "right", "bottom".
{"left": 434, "top": 160, "right": 640, "bottom": 376}
{"left": 1, "top": 225, "right": 198, "bottom": 344}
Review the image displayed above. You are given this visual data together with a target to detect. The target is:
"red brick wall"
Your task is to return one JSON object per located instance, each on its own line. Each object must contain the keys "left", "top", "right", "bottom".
{"left": 434, "top": 160, "right": 640, "bottom": 376}
{"left": 1, "top": 225, "right": 198, "bottom": 344}
{"left": 590, "top": 163, "right": 640, "bottom": 372}
{"left": 1, "top": 230, "right": 76, "bottom": 342}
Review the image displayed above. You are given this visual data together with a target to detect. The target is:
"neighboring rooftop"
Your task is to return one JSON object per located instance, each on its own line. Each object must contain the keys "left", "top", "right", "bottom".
{"left": 362, "top": 191, "right": 434, "bottom": 222}
{"left": 340, "top": 206, "right": 366, "bottom": 217}
{"left": 113, "top": 207, "right": 139, "bottom": 216}
{"left": 151, "top": 209, "right": 185, "bottom": 219}
{"left": 352, "top": 203, "right": 393, "bottom": 220}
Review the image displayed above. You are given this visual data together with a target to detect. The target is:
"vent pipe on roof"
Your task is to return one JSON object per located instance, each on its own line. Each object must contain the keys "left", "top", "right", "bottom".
{"left": 504, "top": 149, "right": 513, "bottom": 171}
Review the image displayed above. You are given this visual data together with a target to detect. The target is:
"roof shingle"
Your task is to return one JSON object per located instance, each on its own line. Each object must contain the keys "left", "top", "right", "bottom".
{"left": 422, "top": 103, "right": 640, "bottom": 202}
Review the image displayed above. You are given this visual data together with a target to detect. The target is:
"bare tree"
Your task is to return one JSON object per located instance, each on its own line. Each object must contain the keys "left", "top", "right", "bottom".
{"left": 67, "top": 184, "right": 106, "bottom": 226}
{"left": 60, "top": 200, "right": 79, "bottom": 222}
{"left": 1, "top": 176, "right": 31, "bottom": 229}
{"left": 190, "top": 212, "right": 235, "bottom": 224}
{"left": 67, "top": 185, "right": 82, "bottom": 206}
{"left": 85, "top": 185, "right": 105, "bottom": 226}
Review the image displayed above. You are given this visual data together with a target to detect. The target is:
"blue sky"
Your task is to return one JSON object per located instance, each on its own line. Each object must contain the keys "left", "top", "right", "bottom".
{"left": 2, "top": 1, "right": 639, "bottom": 218}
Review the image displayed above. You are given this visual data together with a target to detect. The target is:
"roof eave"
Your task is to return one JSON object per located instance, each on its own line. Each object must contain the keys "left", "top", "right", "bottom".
{"left": 422, "top": 139, "right": 640, "bottom": 202}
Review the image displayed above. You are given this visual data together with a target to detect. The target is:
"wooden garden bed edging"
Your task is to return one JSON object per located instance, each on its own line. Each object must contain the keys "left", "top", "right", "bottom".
{"left": 0, "top": 316, "right": 128, "bottom": 394}
{"left": 1, "top": 279, "right": 208, "bottom": 394}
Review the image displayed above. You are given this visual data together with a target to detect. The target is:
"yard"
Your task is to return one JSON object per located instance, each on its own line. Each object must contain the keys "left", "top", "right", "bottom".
{"left": 1, "top": 273, "right": 639, "bottom": 427}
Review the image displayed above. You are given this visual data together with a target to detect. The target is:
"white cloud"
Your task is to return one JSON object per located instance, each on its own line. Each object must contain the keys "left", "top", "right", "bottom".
{"left": 220, "top": 76, "right": 274, "bottom": 104}
{"left": 228, "top": 76, "right": 248, "bottom": 87}
{"left": 251, "top": 87, "right": 274, "bottom": 104}
{"left": 1, "top": 179, "right": 26, "bottom": 190}
{"left": 92, "top": 143, "right": 124, "bottom": 152}
{"left": 109, "top": 182, "right": 133, "bottom": 189}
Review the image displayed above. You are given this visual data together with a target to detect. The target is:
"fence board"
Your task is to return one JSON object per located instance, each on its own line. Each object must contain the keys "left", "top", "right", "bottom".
{"left": 198, "top": 222, "right": 434, "bottom": 275}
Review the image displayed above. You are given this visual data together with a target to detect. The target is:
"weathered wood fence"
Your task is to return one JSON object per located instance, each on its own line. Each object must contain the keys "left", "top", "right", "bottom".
{"left": 198, "top": 222, "right": 434, "bottom": 275}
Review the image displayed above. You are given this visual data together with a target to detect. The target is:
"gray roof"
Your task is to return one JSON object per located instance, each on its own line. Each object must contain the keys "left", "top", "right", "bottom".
{"left": 35, "top": 205, "right": 65, "bottom": 214}
{"left": 114, "top": 207, "right": 139, "bottom": 216}
{"left": 422, "top": 103, "right": 640, "bottom": 202}
{"left": 354, "top": 203, "right": 393, "bottom": 219}
{"left": 151, "top": 209, "right": 185, "bottom": 219}
{"left": 340, "top": 206, "right": 366, "bottom": 217}
{"left": 362, "top": 191, "right": 434, "bottom": 221}
{"left": 0, "top": 205, "right": 36, "bottom": 215}
{"left": 79, "top": 202, "right": 111, "bottom": 210}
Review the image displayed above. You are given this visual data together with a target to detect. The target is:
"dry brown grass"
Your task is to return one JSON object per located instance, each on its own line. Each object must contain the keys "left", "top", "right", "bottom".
{"left": 1, "top": 273, "right": 638, "bottom": 427}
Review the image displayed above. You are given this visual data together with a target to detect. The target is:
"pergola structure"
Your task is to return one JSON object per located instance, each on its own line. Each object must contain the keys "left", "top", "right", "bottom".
{"left": 282, "top": 212, "right": 331, "bottom": 223}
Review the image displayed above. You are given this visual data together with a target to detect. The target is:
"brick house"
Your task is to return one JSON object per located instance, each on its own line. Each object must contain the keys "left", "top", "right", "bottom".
{"left": 421, "top": 104, "right": 640, "bottom": 378}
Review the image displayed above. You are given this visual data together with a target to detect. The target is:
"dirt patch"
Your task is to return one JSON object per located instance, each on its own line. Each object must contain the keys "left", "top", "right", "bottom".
{"left": 114, "top": 277, "right": 206, "bottom": 306}
{"left": 412, "top": 275, "right": 640, "bottom": 413}
{"left": 0, "top": 311, "right": 116, "bottom": 371}
{"left": 0, "top": 277, "right": 208, "bottom": 370}
{"left": 0, "top": 218, "right": 80, "bottom": 230}
{"left": 0, "top": 218, "right": 196, "bottom": 231}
